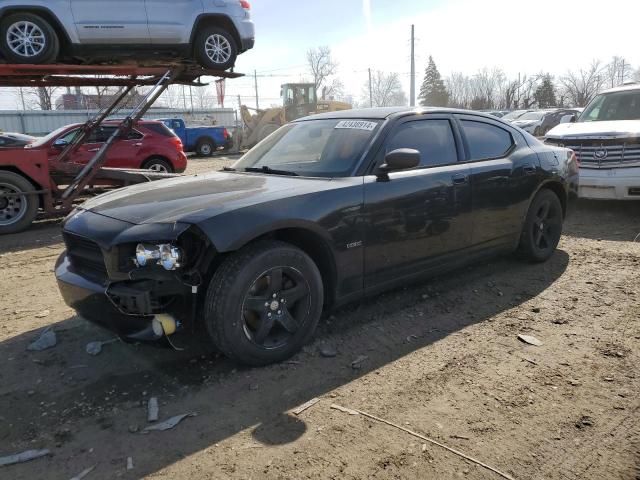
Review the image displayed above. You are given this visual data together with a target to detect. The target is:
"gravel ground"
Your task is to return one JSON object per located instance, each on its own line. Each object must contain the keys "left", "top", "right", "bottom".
{"left": 0, "top": 158, "right": 638, "bottom": 479}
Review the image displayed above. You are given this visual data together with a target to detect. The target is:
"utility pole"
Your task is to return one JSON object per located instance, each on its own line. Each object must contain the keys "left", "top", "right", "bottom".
{"left": 410, "top": 24, "right": 415, "bottom": 107}
{"left": 254, "top": 69, "right": 259, "bottom": 110}
{"left": 19, "top": 88, "right": 26, "bottom": 110}
{"left": 368, "top": 68, "right": 373, "bottom": 107}
{"left": 189, "top": 85, "right": 194, "bottom": 111}
{"left": 621, "top": 59, "right": 626, "bottom": 85}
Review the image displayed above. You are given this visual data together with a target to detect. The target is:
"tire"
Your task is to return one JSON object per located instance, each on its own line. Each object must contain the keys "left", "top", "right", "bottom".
{"left": 0, "top": 170, "right": 39, "bottom": 235}
{"left": 194, "top": 26, "right": 238, "bottom": 71}
{"left": 204, "top": 241, "right": 324, "bottom": 366}
{"left": 517, "top": 189, "right": 563, "bottom": 263}
{"left": 196, "top": 139, "right": 215, "bottom": 157}
{"left": 142, "top": 157, "right": 173, "bottom": 173}
{"left": 0, "top": 13, "right": 60, "bottom": 64}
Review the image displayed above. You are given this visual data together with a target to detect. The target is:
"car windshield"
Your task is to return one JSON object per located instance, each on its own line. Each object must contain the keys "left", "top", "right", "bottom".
{"left": 233, "top": 119, "right": 381, "bottom": 177}
{"left": 518, "top": 111, "right": 546, "bottom": 121}
{"left": 502, "top": 110, "right": 528, "bottom": 120}
{"left": 27, "top": 125, "right": 76, "bottom": 148}
{"left": 580, "top": 90, "right": 640, "bottom": 122}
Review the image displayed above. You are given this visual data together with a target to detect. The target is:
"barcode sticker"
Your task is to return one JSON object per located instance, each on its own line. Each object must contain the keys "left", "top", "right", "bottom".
{"left": 335, "top": 120, "right": 377, "bottom": 131}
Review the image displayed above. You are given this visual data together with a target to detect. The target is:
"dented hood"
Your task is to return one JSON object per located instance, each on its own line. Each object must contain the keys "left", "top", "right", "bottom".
{"left": 79, "top": 171, "right": 339, "bottom": 225}
{"left": 546, "top": 120, "right": 640, "bottom": 140}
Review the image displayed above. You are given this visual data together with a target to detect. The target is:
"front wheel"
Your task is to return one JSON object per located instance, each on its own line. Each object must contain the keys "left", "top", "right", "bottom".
{"left": 0, "top": 13, "right": 60, "bottom": 64}
{"left": 204, "top": 241, "right": 324, "bottom": 366}
{"left": 0, "top": 170, "right": 39, "bottom": 234}
{"left": 517, "top": 189, "right": 563, "bottom": 262}
{"left": 194, "top": 26, "right": 238, "bottom": 71}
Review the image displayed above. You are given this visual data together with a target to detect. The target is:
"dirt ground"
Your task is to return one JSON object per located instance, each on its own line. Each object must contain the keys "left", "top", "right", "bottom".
{"left": 0, "top": 156, "right": 638, "bottom": 480}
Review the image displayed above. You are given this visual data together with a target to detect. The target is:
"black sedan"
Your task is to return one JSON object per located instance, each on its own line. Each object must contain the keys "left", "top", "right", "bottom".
{"left": 55, "top": 107, "right": 579, "bottom": 366}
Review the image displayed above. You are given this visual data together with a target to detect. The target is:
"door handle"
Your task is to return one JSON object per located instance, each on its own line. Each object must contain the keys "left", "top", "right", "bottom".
{"left": 452, "top": 173, "right": 469, "bottom": 185}
{"left": 134, "top": 143, "right": 143, "bottom": 146}
{"left": 87, "top": 148, "right": 100, "bottom": 152}
{"left": 523, "top": 165, "right": 536, "bottom": 175}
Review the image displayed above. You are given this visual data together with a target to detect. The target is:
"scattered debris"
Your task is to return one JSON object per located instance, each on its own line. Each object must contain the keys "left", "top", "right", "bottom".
{"left": 85, "top": 339, "right": 117, "bottom": 356}
{"left": 141, "top": 413, "right": 197, "bottom": 433}
{"left": 531, "top": 307, "right": 541, "bottom": 313}
{"left": 518, "top": 334, "right": 543, "bottom": 347}
{"left": 126, "top": 457, "right": 134, "bottom": 471}
{"left": 351, "top": 355, "right": 368, "bottom": 369}
{"left": 422, "top": 443, "right": 428, "bottom": 452}
{"left": 603, "top": 377, "right": 614, "bottom": 382}
{"left": 0, "top": 449, "right": 50, "bottom": 467}
{"left": 26, "top": 327, "right": 56, "bottom": 351}
{"left": 330, "top": 404, "right": 359, "bottom": 416}
{"left": 70, "top": 465, "right": 96, "bottom": 480}
{"left": 292, "top": 398, "right": 320, "bottom": 415}
{"left": 575, "top": 416, "right": 594, "bottom": 429}
{"left": 35, "top": 310, "right": 50, "bottom": 318}
{"left": 552, "top": 318, "right": 568, "bottom": 325}
{"left": 451, "top": 435, "right": 471, "bottom": 440}
{"left": 331, "top": 404, "right": 514, "bottom": 480}
{"left": 128, "top": 425, "right": 139, "bottom": 433}
{"left": 521, "top": 357, "right": 538, "bottom": 365}
{"left": 319, "top": 344, "right": 337, "bottom": 358}
{"left": 568, "top": 380, "right": 581, "bottom": 387}
{"left": 147, "top": 397, "right": 159, "bottom": 422}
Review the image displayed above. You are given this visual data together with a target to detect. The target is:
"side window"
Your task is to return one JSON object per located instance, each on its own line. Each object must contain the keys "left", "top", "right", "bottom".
{"left": 60, "top": 129, "right": 80, "bottom": 144}
{"left": 461, "top": 120, "right": 513, "bottom": 160}
{"left": 385, "top": 119, "right": 458, "bottom": 167}
{"left": 125, "top": 130, "right": 144, "bottom": 140}
{"left": 172, "top": 121, "right": 182, "bottom": 130}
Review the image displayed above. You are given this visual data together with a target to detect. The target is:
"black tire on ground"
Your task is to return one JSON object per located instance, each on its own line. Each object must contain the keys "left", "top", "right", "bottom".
{"left": 194, "top": 26, "right": 238, "bottom": 71}
{"left": 0, "top": 13, "right": 60, "bottom": 64}
{"left": 196, "top": 139, "right": 215, "bottom": 157}
{"left": 517, "top": 189, "right": 563, "bottom": 263}
{"left": 204, "top": 240, "right": 324, "bottom": 366}
{"left": 142, "top": 157, "right": 174, "bottom": 173}
{"left": 0, "top": 170, "right": 39, "bottom": 235}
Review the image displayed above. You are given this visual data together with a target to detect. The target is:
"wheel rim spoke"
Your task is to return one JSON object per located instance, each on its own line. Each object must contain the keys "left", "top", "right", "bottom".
{"left": 269, "top": 268, "right": 283, "bottom": 293}
{"left": 277, "top": 307, "right": 299, "bottom": 333}
{"left": 282, "top": 284, "right": 308, "bottom": 305}
{"left": 253, "top": 314, "right": 274, "bottom": 344}
{"left": 244, "top": 295, "right": 269, "bottom": 311}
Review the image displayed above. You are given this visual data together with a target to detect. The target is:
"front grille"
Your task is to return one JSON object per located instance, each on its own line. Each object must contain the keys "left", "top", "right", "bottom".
{"left": 63, "top": 232, "right": 108, "bottom": 280}
{"left": 547, "top": 138, "right": 640, "bottom": 168}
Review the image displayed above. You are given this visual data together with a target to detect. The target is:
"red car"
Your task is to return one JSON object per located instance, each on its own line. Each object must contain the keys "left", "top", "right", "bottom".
{"left": 25, "top": 120, "right": 188, "bottom": 173}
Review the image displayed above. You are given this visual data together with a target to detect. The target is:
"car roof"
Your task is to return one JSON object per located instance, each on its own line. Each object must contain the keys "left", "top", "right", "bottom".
{"left": 600, "top": 83, "right": 640, "bottom": 94}
{"left": 297, "top": 106, "right": 505, "bottom": 122}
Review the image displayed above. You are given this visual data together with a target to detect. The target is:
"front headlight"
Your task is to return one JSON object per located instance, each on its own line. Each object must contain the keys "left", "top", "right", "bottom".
{"left": 135, "top": 243, "right": 183, "bottom": 271}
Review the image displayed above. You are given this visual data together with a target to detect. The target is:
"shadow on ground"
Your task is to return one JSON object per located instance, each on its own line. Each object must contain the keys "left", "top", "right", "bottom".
{"left": 0, "top": 248, "right": 570, "bottom": 478}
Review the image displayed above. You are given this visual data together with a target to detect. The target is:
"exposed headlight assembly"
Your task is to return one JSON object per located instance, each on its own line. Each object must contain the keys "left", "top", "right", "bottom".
{"left": 135, "top": 243, "right": 183, "bottom": 271}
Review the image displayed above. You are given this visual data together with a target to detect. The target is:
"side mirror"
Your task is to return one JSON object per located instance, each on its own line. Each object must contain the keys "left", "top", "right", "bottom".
{"left": 378, "top": 148, "right": 420, "bottom": 178}
{"left": 52, "top": 138, "right": 68, "bottom": 148}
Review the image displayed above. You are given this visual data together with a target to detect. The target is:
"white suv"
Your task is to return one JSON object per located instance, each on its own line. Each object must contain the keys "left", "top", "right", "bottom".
{"left": 0, "top": 0, "right": 255, "bottom": 71}
{"left": 545, "top": 84, "right": 640, "bottom": 200}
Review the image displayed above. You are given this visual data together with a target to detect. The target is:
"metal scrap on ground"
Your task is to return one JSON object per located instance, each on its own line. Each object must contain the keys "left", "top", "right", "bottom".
{"left": 0, "top": 449, "right": 50, "bottom": 467}
{"left": 69, "top": 465, "right": 96, "bottom": 480}
{"left": 330, "top": 404, "right": 515, "bottom": 480}
{"left": 148, "top": 397, "right": 159, "bottom": 422}
{"left": 518, "top": 334, "right": 543, "bottom": 346}
{"left": 141, "top": 413, "right": 197, "bottom": 433}
{"left": 26, "top": 327, "right": 57, "bottom": 351}
{"left": 86, "top": 339, "right": 118, "bottom": 356}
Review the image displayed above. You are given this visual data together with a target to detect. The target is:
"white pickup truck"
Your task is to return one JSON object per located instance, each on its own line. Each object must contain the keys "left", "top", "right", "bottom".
{"left": 545, "top": 83, "right": 640, "bottom": 200}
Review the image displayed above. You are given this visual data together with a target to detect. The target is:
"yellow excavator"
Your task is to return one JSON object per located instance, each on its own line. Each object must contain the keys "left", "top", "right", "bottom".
{"left": 240, "top": 83, "right": 351, "bottom": 149}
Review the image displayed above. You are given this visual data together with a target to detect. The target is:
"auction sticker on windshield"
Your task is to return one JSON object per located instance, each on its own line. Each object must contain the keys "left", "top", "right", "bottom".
{"left": 335, "top": 120, "right": 377, "bottom": 131}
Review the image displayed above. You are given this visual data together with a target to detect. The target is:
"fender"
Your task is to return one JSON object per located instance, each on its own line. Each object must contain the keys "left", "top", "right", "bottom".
{"left": 0, "top": 5, "right": 76, "bottom": 45}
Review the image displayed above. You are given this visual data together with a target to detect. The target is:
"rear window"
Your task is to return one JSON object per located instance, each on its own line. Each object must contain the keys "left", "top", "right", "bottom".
{"left": 143, "top": 123, "right": 178, "bottom": 137}
{"left": 461, "top": 120, "right": 513, "bottom": 160}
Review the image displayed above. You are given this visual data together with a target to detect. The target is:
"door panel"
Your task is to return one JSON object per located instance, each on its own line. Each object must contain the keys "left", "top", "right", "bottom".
{"left": 145, "top": 0, "right": 204, "bottom": 44}
{"left": 70, "top": 0, "right": 150, "bottom": 44}
{"left": 363, "top": 116, "right": 472, "bottom": 289}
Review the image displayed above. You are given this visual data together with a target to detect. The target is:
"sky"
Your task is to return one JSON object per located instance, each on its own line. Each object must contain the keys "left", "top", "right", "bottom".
{"left": 0, "top": 0, "right": 639, "bottom": 110}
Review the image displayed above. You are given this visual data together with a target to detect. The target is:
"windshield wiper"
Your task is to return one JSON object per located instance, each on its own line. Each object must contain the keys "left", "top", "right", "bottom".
{"left": 244, "top": 166, "right": 299, "bottom": 176}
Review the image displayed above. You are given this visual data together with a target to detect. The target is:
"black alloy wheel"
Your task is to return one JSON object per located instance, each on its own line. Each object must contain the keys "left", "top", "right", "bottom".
{"left": 204, "top": 241, "right": 323, "bottom": 366}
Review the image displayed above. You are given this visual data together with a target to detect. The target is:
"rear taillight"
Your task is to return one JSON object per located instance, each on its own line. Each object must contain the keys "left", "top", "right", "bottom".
{"left": 171, "top": 137, "right": 183, "bottom": 150}
{"left": 239, "top": 0, "right": 250, "bottom": 9}
{"left": 223, "top": 128, "right": 230, "bottom": 140}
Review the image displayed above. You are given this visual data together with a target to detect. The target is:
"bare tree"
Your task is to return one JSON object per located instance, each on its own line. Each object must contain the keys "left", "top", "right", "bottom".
{"left": 470, "top": 67, "right": 506, "bottom": 110}
{"left": 559, "top": 60, "right": 606, "bottom": 107}
{"left": 322, "top": 78, "right": 344, "bottom": 101}
{"left": 604, "top": 56, "right": 633, "bottom": 87}
{"left": 306, "top": 46, "right": 338, "bottom": 99}
{"left": 363, "top": 71, "right": 407, "bottom": 107}
{"left": 445, "top": 72, "right": 473, "bottom": 109}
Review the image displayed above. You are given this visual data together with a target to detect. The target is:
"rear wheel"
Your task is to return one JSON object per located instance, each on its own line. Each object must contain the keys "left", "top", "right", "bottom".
{"left": 0, "top": 171, "right": 38, "bottom": 235}
{"left": 142, "top": 157, "right": 173, "bottom": 173}
{"left": 196, "top": 139, "right": 215, "bottom": 157}
{"left": 204, "top": 241, "right": 324, "bottom": 366}
{"left": 194, "top": 26, "right": 238, "bottom": 71}
{"left": 0, "top": 13, "right": 60, "bottom": 64}
{"left": 517, "top": 189, "right": 563, "bottom": 262}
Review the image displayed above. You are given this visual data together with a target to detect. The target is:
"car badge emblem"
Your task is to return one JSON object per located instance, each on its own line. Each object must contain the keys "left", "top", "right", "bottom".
{"left": 594, "top": 148, "right": 608, "bottom": 160}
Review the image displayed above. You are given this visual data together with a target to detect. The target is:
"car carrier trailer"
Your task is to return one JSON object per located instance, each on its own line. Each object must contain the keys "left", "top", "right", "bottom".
{"left": 0, "top": 63, "right": 242, "bottom": 234}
